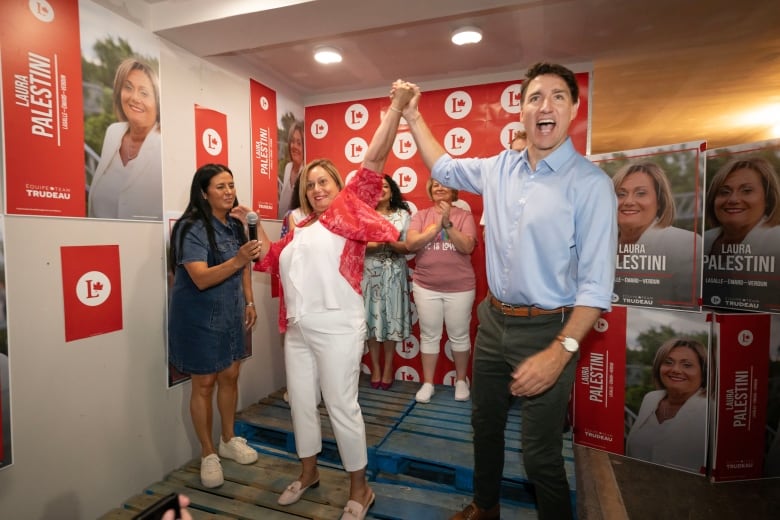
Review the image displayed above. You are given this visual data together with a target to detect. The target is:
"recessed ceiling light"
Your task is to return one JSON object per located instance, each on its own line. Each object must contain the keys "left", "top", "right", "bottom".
{"left": 451, "top": 26, "right": 482, "bottom": 46}
{"left": 314, "top": 46, "right": 342, "bottom": 64}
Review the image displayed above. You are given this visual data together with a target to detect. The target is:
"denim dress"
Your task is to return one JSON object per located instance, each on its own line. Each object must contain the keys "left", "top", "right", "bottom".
{"left": 168, "top": 216, "right": 246, "bottom": 374}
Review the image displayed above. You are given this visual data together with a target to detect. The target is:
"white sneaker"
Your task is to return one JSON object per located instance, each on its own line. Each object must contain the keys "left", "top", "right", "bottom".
{"left": 454, "top": 380, "right": 470, "bottom": 401}
{"left": 415, "top": 383, "right": 435, "bottom": 403}
{"left": 201, "top": 453, "right": 224, "bottom": 488}
{"left": 218, "top": 436, "right": 258, "bottom": 464}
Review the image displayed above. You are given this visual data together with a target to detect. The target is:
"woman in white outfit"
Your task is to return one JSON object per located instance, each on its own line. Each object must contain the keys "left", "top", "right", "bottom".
{"left": 625, "top": 338, "right": 708, "bottom": 473}
{"left": 247, "top": 82, "right": 416, "bottom": 520}
{"left": 89, "top": 57, "right": 162, "bottom": 220}
{"left": 612, "top": 162, "right": 702, "bottom": 308}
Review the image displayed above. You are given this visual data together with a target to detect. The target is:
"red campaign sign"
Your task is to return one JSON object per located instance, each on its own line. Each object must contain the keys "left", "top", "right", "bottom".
{"left": 711, "top": 312, "right": 771, "bottom": 481}
{"left": 249, "top": 79, "right": 277, "bottom": 218}
{"left": 194, "top": 105, "right": 228, "bottom": 167}
{"left": 60, "top": 245, "right": 123, "bottom": 342}
{"left": 1, "top": 0, "right": 86, "bottom": 216}
{"left": 573, "top": 306, "right": 628, "bottom": 454}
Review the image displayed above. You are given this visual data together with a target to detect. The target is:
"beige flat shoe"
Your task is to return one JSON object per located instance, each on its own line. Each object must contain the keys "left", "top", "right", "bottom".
{"left": 277, "top": 478, "right": 320, "bottom": 505}
{"left": 340, "top": 490, "right": 375, "bottom": 520}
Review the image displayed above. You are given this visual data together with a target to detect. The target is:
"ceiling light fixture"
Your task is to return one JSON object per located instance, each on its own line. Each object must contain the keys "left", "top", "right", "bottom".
{"left": 314, "top": 46, "right": 342, "bottom": 64}
{"left": 451, "top": 26, "right": 482, "bottom": 46}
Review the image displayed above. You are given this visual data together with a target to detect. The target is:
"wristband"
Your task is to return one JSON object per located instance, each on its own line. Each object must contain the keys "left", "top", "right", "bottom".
{"left": 246, "top": 302, "right": 255, "bottom": 307}
{"left": 389, "top": 106, "right": 402, "bottom": 113}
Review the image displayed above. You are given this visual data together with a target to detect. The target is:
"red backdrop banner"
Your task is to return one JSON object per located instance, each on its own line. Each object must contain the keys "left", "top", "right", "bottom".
{"left": 194, "top": 105, "right": 228, "bottom": 167}
{"left": 249, "top": 79, "right": 278, "bottom": 218}
{"left": 61, "top": 245, "right": 123, "bottom": 342}
{"left": 1, "top": 0, "right": 86, "bottom": 216}
{"left": 305, "top": 74, "right": 590, "bottom": 385}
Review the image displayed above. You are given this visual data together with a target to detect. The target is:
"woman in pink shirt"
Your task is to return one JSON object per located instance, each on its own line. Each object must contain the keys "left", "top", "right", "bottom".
{"left": 406, "top": 179, "right": 477, "bottom": 403}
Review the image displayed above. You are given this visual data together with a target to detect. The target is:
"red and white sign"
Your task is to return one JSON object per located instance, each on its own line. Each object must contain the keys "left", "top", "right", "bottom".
{"left": 194, "top": 104, "right": 228, "bottom": 167}
{"left": 60, "top": 245, "right": 123, "bottom": 341}
{"left": 1, "top": 0, "right": 86, "bottom": 216}
{"left": 711, "top": 312, "right": 771, "bottom": 481}
{"left": 573, "top": 306, "right": 628, "bottom": 453}
{"left": 249, "top": 79, "right": 278, "bottom": 218}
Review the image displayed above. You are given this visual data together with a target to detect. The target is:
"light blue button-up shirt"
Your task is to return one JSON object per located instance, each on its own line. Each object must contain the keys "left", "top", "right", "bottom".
{"left": 432, "top": 137, "right": 617, "bottom": 310}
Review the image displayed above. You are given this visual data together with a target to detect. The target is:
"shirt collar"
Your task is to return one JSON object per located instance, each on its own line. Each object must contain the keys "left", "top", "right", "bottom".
{"left": 521, "top": 137, "right": 576, "bottom": 175}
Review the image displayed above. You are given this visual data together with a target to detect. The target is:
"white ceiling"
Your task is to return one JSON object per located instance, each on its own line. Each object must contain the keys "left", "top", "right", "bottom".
{"left": 100, "top": 0, "right": 780, "bottom": 154}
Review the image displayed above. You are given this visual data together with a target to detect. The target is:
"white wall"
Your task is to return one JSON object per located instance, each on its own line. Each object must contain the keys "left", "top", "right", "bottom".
{"left": 0, "top": 39, "right": 286, "bottom": 520}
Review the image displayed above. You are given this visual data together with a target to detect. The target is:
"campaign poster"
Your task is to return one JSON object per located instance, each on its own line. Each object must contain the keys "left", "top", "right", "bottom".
{"left": 621, "top": 307, "right": 710, "bottom": 475}
{"left": 276, "top": 95, "right": 305, "bottom": 220}
{"left": 589, "top": 141, "right": 705, "bottom": 311}
{"left": 710, "top": 312, "right": 777, "bottom": 481}
{"left": 80, "top": 0, "right": 162, "bottom": 220}
{"left": 306, "top": 74, "right": 591, "bottom": 385}
{"left": 573, "top": 305, "right": 628, "bottom": 454}
{"left": 0, "top": 216, "right": 11, "bottom": 470}
{"left": 194, "top": 105, "right": 228, "bottom": 167}
{"left": 703, "top": 139, "right": 780, "bottom": 313}
{"left": 1, "top": 0, "right": 86, "bottom": 216}
{"left": 60, "top": 244, "right": 123, "bottom": 341}
{"left": 249, "top": 79, "right": 278, "bottom": 219}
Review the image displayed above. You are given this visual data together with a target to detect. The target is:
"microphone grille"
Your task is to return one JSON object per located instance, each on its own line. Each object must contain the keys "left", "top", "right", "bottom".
{"left": 246, "top": 211, "right": 259, "bottom": 225}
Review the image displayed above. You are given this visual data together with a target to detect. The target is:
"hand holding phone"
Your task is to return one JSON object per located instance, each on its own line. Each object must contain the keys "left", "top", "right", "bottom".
{"left": 133, "top": 492, "right": 181, "bottom": 520}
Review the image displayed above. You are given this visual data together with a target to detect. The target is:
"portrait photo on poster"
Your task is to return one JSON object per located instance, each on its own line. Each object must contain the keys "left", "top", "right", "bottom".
{"left": 589, "top": 142, "right": 705, "bottom": 311}
{"left": 622, "top": 307, "right": 710, "bottom": 474}
{"left": 80, "top": 1, "right": 162, "bottom": 221}
{"left": 277, "top": 115, "right": 305, "bottom": 220}
{"left": 703, "top": 139, "right": 780, "bottom": 313}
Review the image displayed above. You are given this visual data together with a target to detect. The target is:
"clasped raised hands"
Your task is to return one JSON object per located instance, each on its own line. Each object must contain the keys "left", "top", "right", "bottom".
{"left": 389, "top": 79, "right": 420, "bottom": 117}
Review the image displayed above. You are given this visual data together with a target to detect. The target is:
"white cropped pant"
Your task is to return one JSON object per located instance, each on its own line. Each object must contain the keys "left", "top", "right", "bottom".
{"left": 284, "top": 310, "right": 367, "bottom": 472}
{"left": 412, "top": 284, "right": 475, "bottom": 354}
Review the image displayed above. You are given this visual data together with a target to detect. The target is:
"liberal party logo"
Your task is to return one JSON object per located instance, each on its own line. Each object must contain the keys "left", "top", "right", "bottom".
{"left": 30, "top": 0, "right": 55, "bottom": 23}
{"left": 76, "top": 270, "right": 111, "bottom": 307}
{"left": 202, "top": 128, "right": 223, "bottom": 156}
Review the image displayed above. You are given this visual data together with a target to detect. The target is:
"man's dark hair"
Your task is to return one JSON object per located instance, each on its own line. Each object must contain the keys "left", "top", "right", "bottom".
{"left": 520, "top": 62, "right": 579, "bottom": 104}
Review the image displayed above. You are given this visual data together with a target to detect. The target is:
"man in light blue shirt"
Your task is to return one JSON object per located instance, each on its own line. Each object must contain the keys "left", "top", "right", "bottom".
{"left": 399, "top": 64, "right": 617, "bottom": 520}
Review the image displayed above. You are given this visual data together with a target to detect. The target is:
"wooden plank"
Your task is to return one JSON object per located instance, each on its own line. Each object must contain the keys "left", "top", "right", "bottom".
{"left": 145, "top": 481, "right": 299, "bottom": 520}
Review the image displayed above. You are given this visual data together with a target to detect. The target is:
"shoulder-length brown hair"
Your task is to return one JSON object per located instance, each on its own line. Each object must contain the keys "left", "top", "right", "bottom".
{"left": 298, "top": 159, "right": 344, "bottom": 214}
{"left": 705, "top": 157, "right": 780, "bottom": 227}
{"left": 651, "top": 337, "right": 707, "bottom": 392}
{"left": 112, "top": 57, "right": 161, "bottom": 125}
{"left": 612, "top": 162, "right": 676, "bottom": 227}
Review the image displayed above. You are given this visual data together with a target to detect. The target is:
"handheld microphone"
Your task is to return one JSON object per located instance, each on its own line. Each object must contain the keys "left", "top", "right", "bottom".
{"left": 246, "top": 211, "right": 259, "bottom": 241}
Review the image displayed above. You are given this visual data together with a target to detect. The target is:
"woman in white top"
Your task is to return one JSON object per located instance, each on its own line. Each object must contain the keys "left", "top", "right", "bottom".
{"left": 613, "top": 162, "right": 702, "bottom": 308}
{"left": 625, "top": 338, "right": 708, "bottom": 473}
{"left": 703, "top": 157, "right": 780, "bottom": 309}
{"left": 89, "top": 58, "right": 162, "bottom": 220}
{"left": 246, "top": 82, "right": 416, "bottom": 520}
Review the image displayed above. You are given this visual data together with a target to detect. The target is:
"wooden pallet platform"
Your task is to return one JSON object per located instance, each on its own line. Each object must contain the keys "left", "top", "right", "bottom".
{"left": 100, "top": 451, "right": 537, "bottom": 519}
{"left": 372, "top": 387, "right": 575, "bottom": 504}
{"left": 234, "top": 380, "right": 416, "bottom": 466}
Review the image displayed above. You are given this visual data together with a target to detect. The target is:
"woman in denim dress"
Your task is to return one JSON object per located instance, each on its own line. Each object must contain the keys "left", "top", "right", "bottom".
{"left": 168, "top": 164, "right": 262, "bottom": 488}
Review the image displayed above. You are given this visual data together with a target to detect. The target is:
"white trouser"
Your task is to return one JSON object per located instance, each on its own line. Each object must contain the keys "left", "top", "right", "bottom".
{"left": 284, "top": 311, "right": 367, "bottom": 471}
{"left": 412, "top": 284, "right": 475, "bottom": 354}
